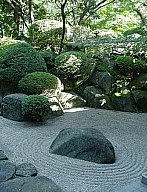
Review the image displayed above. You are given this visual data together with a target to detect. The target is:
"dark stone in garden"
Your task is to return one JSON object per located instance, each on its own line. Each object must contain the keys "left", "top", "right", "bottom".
{"left": 132, "top": 90, "right": 147, "bottom": 112}
{"left": 130, "top": 74, "right": 147, "bottom": 91}
{"left": 111, "top": 92, "right": 137, "bottom": 112}
{"left": 1, "top": 93, "right": 28, "bottom": 121}
{"left": 83, "top": 86, "right": 112, "bottom": 109}
{"left": 0, "top": 176, "right": 63, "bottom": 192}
{"left": 49, "top": 128, "right": 116, "bottom": 164}
{"left": 91, "top": 72, "right": 112, "bottom": 93}
{"left": 0, "top": 161, "right": 16, "bottom": 182}
{"left": 0, "top": 150, "right": 8, "bottom": 161}
{"left": 16, "top": 163, "right": 37, "bottom": 177}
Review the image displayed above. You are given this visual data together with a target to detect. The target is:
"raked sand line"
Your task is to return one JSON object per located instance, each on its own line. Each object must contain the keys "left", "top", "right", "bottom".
{"left": 0, "top": 108, "right": 147, "bottom": 192}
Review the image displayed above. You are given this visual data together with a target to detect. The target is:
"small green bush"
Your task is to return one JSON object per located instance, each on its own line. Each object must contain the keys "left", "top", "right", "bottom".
{"left": 55, "top": 51, "right": 94, "bottom": 90}
{"left": 18, "top": 72, "right": 61, "bottom": 95}
{"left": 22, "top": 95, "right": 51, "bottom": 122}
{"left": 115, "top": 56, "right": 146, "bottom": 76}
{"left": 0, "top": 68, "right": 23, "bottom": 83}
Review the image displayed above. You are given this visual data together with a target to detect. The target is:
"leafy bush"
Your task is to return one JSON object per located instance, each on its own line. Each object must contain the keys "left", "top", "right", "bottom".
{"left": 22, "top": 95, "right": 51, "bottom": 122}
{"left": 18, "top": 72, "right": 61, "bottom": 95}
{"left": 115, "top": 56, "right": 146, "bottom": 76}
{"left": 38, "top": 50, "right": 57, "bottom": 71}
{"left": 28, "top": 19, "right": 69, "bottom": 51}
{"left": 0, "top": 43, "right": 47, "bottom": 76}
{"left": 0, "top": 68, "right": 23, "bottom": 83}
{"left": 55, "top": 51, "right": 94, "bottom": 90}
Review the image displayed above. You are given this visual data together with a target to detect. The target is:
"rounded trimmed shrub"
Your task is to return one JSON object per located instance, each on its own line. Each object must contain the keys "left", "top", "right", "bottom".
{"left": 18, "top": 72, "right": 61, "bottom": 95}
{"left": 115, "top": 56, "right": 146, "bottom": 76}
{"left": 22, "top": 95, "right": 51, "bottom": 122}
{"left": 55, "top": 51, "right": 94, "bottom": 90}
{"left": 0, "top": 43, "right": 47, "bottom": 75}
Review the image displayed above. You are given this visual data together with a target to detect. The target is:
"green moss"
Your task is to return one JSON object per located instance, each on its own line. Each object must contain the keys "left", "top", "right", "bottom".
{"left": 18, "top": 72, "right": 60, "bottom": 95}
{"left": 22, "top": 95, "right": 51, "bottom": 122}
{"left": 55, "top": 51, "right": 94, "bottom": 89}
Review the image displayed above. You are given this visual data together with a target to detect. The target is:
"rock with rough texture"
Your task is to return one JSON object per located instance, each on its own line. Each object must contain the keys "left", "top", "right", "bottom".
{"left": 59, "top": 92, "right": 86, "bottom": 109}
{"left": 0, "top": 176, "right": 63, "bottom": 192}
{"left": 0, "top": 95, "right": 2, "bottom": 115}
{"left": 0, "top": 150, "right": 8, "bottom": 161}
{"left": 48, "top": 96, "right": 64, "bottom": 117}
{"left": 91, "top": 72, "right": 112, "bottom": 93}
{"left": 130, "top": 74, "right": 147, "bottom": 91}
{"left": 111, "top": 92, "right": 137, "bottom": 112}
{"left": 0, "top": 161, "right": 16, "bottom": 182}
{"left": 49, "top": 128, "right": 116, "bottom": 164}
{"left": 83, "top": 86, "right": 112, "bottom": 109}
{"left": 132, "top": 90, "right": 147, "bottom": 112}
{"left": 2, "top": 93, "right": 28, "bottom": 121}
{"left": 16, "top": 163, "right": 37, "bottom": 177}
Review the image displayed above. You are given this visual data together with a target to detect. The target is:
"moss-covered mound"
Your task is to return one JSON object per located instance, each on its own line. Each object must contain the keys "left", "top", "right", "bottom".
{"left": 55, "top": 51, "right": 94, "bottom": 90}
{"left": 18, "top": 72, "right": 61, "bottom": 95}
{"left": 22, "top": 95, "right": 51, "bottom": 122}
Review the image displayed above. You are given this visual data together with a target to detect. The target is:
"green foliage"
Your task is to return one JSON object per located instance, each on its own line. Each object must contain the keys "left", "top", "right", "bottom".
{"left": 27, "top": 19, "right": 66, "bottom": 51}
{"left": 0, "top": 68, "right": 23, "bottom": 83}
{"left": 22, "top": 95, "right": 51, "bottom": 122}
{"left": 38, "top": 50, "right": 57, "bottom": 71}
{"left": 55, "top": 51, "right": 94, "bottom": 89}
{"left": 0, "top": 42, "right": 47, "bottom": 76}
{"left": 18, "top": 72, "right": 60, "bottom": 95}
{"left": 115, "top": 56, "right": 146, "bottom": 76}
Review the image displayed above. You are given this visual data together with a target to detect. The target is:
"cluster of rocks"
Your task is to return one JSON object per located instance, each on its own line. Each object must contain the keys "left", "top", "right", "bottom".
{"left": 0, "top": 149, "right": 63, "bottom": 192}
{"left": 76, "top": 72, "right": 147, "bottom": 113}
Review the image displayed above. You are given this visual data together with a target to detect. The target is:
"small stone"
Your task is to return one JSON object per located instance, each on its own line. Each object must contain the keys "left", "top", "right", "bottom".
{"left": 0, "top": 161, "right": 16, "bottom": 182}
{"left": 0, "top": 176, "right": 63, "bottom": 192}
{"left": 16, "top": 163, "right": 37, "bottom": 177}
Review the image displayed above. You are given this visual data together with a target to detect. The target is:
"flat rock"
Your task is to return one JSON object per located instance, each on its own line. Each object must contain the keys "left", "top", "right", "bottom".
{"left": 0, "top": 150, "right": 8, "bottom": 160}
{"left": 59, "top": 92, "right": 86, "bottom": 109}
{"left": 16, "top": 163, "right": 37, "bottom": 177}
{"left": 1, "top": 93, "right": 28, "bottom": 121}
{"left": 0, "top": 161, "right": 16, "bottom": 182}
{"left": 0, "top": 176, "right": 63, "bottom": 192}
{"left": 49, "top": 128, "right": 115, "bottom": 164}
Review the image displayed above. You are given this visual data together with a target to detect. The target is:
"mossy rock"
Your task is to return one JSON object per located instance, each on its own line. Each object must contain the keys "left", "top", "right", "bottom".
{"left": 55, "top": 51, "right": 94, "bottom": 90}
{"left": 130, "top": 74, "right": 147, "bottom": 91}
{"left": 132, "top": 90, "right": 147, "bottom": 112}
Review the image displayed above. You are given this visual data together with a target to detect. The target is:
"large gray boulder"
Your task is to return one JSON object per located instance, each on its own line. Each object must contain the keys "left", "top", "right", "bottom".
{"left": 132, "top": 90, "right": 147, "bottom": 112}
{"left": 16, "top": 163, "right": 37, "bottom": 177}
{"left": 1, "top": 93, "right": 28, "bottom": 121}
{"left": 91, "top": 72, "right": 112, "bottom": 93}
{"left": 0, "top": 161, "right": 16, "bottom": 182}
{"left": 83, "top": 86, "right": 112, "bottom": 109}
{"left": 0, "top": 176, "right": 63, "bottom": 192}
{"left": 49, "top": 128, "right": 116, "bottom": 164}
{"left": 59, "top": 92, "right": 86, "bottom": 109}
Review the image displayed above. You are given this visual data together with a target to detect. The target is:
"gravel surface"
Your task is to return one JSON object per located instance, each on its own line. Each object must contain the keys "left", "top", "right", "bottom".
{"left": 0, "top": 108, "right": 147, "bottom": 192}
